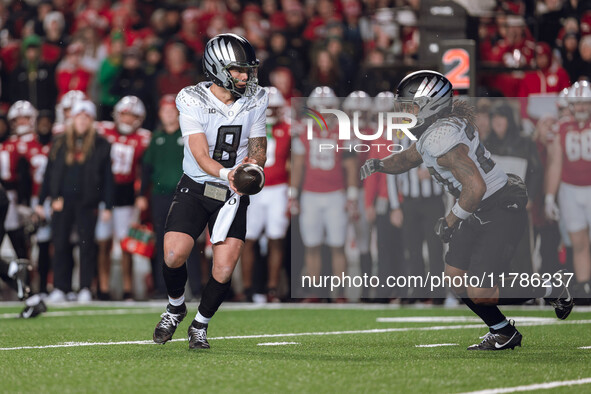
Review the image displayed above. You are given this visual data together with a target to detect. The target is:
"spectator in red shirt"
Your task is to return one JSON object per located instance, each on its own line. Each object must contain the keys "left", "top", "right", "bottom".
{"left": 41, "top": 11, "right": 66, "bottom": 66}
{"left": 56, "top": 41, "right": 93, "bottom": 100}
{"left": 518, "top": 42, "right": 571, "bottom": 97}
{"left": 156, "top": 42, "right": 201, "bottom": 97}
{"left": 177, "top": 8, "right": 205, "bottom": 62}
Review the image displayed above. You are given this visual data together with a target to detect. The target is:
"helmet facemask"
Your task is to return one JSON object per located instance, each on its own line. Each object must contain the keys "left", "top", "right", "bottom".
{"left": 223, "top": 63, "right": 259, "bottom": 98}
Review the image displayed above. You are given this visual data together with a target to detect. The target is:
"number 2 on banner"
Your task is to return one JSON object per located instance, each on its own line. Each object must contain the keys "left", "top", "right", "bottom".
{"left": 442, "top": 48, "right": 470, "bottom": 89}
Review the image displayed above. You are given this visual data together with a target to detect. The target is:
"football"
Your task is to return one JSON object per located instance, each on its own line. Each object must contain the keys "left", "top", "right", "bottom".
{"left": 232, "top": 163, "right": 265, "bottom": 195}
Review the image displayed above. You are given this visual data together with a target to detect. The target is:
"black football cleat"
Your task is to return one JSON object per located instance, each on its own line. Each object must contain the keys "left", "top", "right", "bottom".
{"left": 548, "top": 269, "right": 575, "bottom": 320}
{"left": 467, "top": 322, "right": 522, "bottom": 351}
{"left": 188, "top": 321, "right": 210, "bottom": 349}
{"left": 153, "top": 304, "right": 187, "bottom": 344}
{"left": 20, "top": 299, "right": 47, "bottom": 319}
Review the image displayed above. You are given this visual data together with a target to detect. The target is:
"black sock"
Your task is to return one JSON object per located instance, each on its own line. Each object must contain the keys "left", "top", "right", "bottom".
{"left": 461, "top": 295, "right": 506, "bottom": 327}
{"left": 37, "top": 241, "right": 51, "bottom": 294}
{"left": 0, "top": 258, "right": 17, "bottom": 290}
{"left": 167, "top": 303, "right": 186, "bottom": 314}
{"left": 198, "top": 276, "right": 232, "bottom": 319}
{"left": 162, "top": 263, "right": 187, "bottom": 299}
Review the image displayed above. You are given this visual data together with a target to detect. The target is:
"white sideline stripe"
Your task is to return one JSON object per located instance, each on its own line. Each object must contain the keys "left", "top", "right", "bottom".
{"left": 2, "top": 319, "right": 591, "bottom": 351}
{"left": 0, "top": 309, "right": 163, "bottom": 319}
{"left": 459, "top": 377, "right": 591, "bottom": 394}
{"left": 377, "top": 317, "right": 555, "bottom": 323}
{"left": 579, "top": 346, "right": 591, "bottom": 349}
{"left": 257, "top": 342, "right": 300, "bottom": 346}
{"left": 415, "top": 343, "right": 457, "bottom": 348}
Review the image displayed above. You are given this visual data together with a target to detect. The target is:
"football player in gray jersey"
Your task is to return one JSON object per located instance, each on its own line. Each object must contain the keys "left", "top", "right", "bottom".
{"left": 153, "top": 34, "right": 268, "bottom": 350}
{"left": 361, "top": 71, "right": 574, "bottom": 350}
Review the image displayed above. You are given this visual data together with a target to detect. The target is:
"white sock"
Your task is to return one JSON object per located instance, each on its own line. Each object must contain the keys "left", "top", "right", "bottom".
{"left": 169, "top": 295, "right": 185, "bottom": 307}
{"left": 195, "top": 311, "right": 211, "bottom": 324}
{"left": 7, "top": 261, "right": 18, "bottom": 278}
{"left": 544, "top": 285, "right": 553, "bottom": 298}
{"left": 25, "top": 294, "right": 40, "bottom": 307}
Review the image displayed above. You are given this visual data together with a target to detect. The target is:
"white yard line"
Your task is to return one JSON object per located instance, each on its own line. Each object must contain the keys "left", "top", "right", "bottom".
{"left": 579, "top": 346, "right": 591, "bottom": 349}
{"left": 415, "top": 343, "right": 458, "bottom": 348}
{"left": 377, "top": 317, "right": 555, "bottom": 323}
{"left": 0, "top": 308, "right": 163, "bottom": 319}
{"left": 1, "top": 319, "right": 590, "bottom": 351}
{"left": 257, "top": 342, "right": 300, "bottom": 346}
{"left": 459, "top": 377, "right": 591, "bottom": 394}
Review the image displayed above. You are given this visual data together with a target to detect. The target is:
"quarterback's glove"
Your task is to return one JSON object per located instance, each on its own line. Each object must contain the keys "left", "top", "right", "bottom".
{"left": 434, "top": 217, "right": 455, "bottom": 243}
{"left": 544, "top": 194, "right": 560, "bottom": 221}
{"left": 360, "top": 159, "right": 383, "bottom": 181}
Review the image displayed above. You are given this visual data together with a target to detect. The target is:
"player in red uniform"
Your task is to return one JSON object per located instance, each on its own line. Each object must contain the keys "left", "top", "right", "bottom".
{"left": 241, "top": 87, "right": 291, "bottom": 302}
{"left": 546, "top": 81, "right": 591, "bottom": 302}
{"left": 291, "top": 87, "right": 358, "bottom": 300}
{"left": 4, "top": 101, "right": 35, "bottom": 260}
{"left": 96, "top": 96, "right": 151, "bottom": 300}
{"left": 18, "top": 111, "right": 52, "bottom": 296}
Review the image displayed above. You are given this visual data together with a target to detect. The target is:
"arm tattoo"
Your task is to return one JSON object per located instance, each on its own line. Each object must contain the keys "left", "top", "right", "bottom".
{"left": 438, "top": 144, "right": 486, "bottom": 214}
{"left": 380, "top": 144, "right": 423, "bottom": 174}
{"left": 248, "top": 137, "right": 267, "bottom": 167}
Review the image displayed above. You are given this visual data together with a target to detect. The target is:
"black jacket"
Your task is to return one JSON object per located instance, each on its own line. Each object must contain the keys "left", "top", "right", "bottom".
{"left": 40, "top": 134, "right": 114, "bottom": 209}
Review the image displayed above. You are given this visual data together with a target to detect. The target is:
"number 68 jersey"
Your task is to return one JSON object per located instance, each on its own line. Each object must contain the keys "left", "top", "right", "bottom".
{"left": 416, "top": 117, "right": 508, "bottom": 199}
{"left": 176, "top": 81, "right": 268, "bottom": 186}
{"left": 558, "top": 118, "right": 591, "bottom": 186}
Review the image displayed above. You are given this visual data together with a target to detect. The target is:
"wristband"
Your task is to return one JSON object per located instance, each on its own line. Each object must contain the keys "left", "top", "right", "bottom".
{"left": 347, "top": 186, "right": 359, "bottom": 200}
{"left": 451, "top": 202, "right": 472, "bottom": 220}
{"left": 545, "top": 194, "right": 555, "bottom": 205}
{"left": 219, "top": 168, "right": 231, "bottom": 181}
{"left": 289, "top": 187, "right": 298, "bottom": 199}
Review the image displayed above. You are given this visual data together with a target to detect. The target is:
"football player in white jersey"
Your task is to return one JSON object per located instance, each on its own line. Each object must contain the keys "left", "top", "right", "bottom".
{"left": 361, "top": 71, "right": 574, "bottom": 350}
{"left": 153, "top": 33, "right": 268, "bottom": 350}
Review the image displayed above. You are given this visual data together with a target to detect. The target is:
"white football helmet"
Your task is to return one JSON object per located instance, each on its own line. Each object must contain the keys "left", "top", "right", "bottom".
{"left": 56, "top": 90, "right": 86, "bottom": 123}
{"left": 567, "top": 81, "right": 591, "bottom": 122}
{"left": 343, "top": 90, "right": 372, "bottom": 129}
{"left": 113, "top": 96, "right": 146, "bottom": 134}
{"left": 265, "top": 86, "right": 286, "bottom": 125}
{"left": 374, "top": 91, "right": 395, "bottom": 113}
{"left": 8, "top": 100, "right": 38, "bottom": 135}
{"left": 306, "top": 86, "right": 339, "bottom": 110}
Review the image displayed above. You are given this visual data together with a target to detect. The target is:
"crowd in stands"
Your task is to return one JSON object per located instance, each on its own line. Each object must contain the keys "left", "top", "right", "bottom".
{"left": 0, "top": 0, "right": 590, "bottom": 304}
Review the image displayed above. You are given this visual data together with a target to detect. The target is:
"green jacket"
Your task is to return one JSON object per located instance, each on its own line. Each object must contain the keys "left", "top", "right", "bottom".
{"left": 98, "top": 56, "right": 122, "bottom": 106}
{"left": 141, "top": 128, "right": 184, "bottom": 195}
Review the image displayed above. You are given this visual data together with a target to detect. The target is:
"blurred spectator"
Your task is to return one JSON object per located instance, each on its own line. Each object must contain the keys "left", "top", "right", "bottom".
{"left": 560, "top": 32, "right": 583, "bottom": 82}
{"left": 306, "top": 49, "right": 345, "bottom": 95}
{"left": 283, "top": 1, "right": 308, "bottom": 67}
{"left": 156, "top": 42, "right": 201, "bottom": 97}
{"left": 259, "top": 31, "right": 305, "bottom": 88}
{"left": 56, "top": 41, "right": 93, "bottom": 100}
{"left": 177, "top": 8, "right": 205, "bottom": 62}
{"left": 8, "top": 35, "right": 58, "bottom": 112}
{"left": 77, "top": 27, "right": 103, "bottom": 74}
{"left": 475, "top": 98, "right": 493, "bottom": 141}
{"left": 269, "top": 67, "right": 301, "bottom": 102}
{"left": 97, "top": 32, "right": 125, "bottom": 121}
{"left": 578, "top": 35, "right": 591, "bottom": 80}
{"left": 341, "top": 0, "right": 364, "bottom": 63}
{"left": 110, "top": 47, "right": 154, "bottom": 128}
{"left": 484, "top": 102, "right": 543, "bottom": 274}
{"left": 138, "top": 95, "right": 202, "bottom": 299}
{"left": 41, "top": 11, "right": 66, "bottom": 65}
{"left": 144, "top": 41, "right": 164, "bottom": 79}
{"left": 262, "top": 0, "right": 287, "bottom": 30}
{"left": 39, "top": 100, "right": 114, "bottom": 302}
{"left": 33, "top": 1, "right": 54, "bottom": 37}
{"left": 518, "top": 42, "right": 570, "bottom": 98}
{"left": 486, "top": 15, "right": 535, "bottom": 67}
{"left": 326, "top": 36, "right": 355, "bottom": 90}
{"left": 303, "top": 0, "right": 341, "bottom": 41}
{"left": 355, "top": 48, "right": 392, "bottom": 94}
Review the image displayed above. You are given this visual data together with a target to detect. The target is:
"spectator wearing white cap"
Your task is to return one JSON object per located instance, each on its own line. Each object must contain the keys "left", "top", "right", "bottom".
{"left": 37, "top": 100, "right": 114, "bottom": 303}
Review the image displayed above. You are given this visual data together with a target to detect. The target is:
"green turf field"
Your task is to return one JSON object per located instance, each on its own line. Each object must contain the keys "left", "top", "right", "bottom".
{"left": 1, "top": 303, "right": 591, "bottom": 393}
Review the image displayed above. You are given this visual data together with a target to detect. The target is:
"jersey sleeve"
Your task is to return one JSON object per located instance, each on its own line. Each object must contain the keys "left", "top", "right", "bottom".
{"left": 248, "top": 89, "right": 269, "bottom": 139}
{"left": 176, "top": 87, "right": 205, "bottom": 137}
{"left": 419, "top": 120, "right": 468, "bottom": 158}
